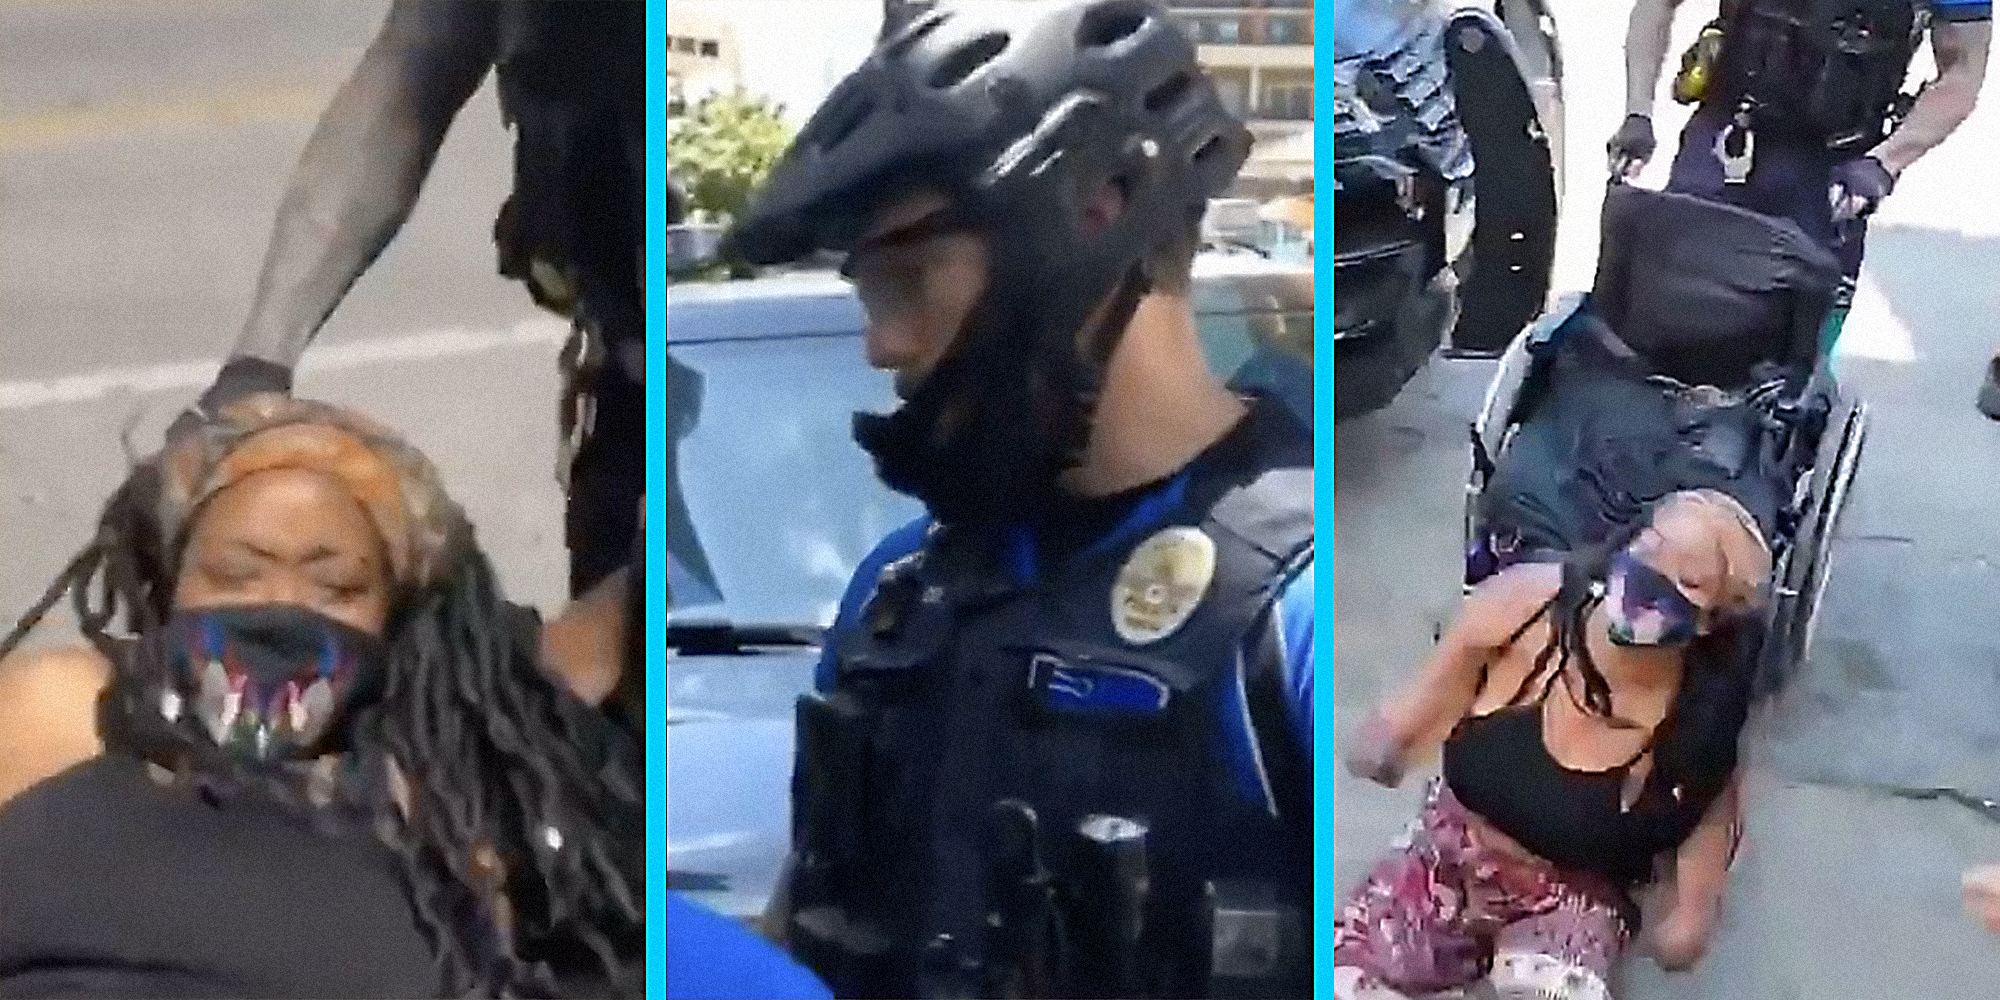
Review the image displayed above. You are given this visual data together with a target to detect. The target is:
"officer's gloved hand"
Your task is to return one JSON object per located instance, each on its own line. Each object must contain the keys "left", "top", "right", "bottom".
{"left": 1829, "top": 155, "right": 1896, "bottom": 224}
{"left": 1607, "top": 114, "right": 1657, "bottom": 178}
{"left": 167, "top": 357, "right": 295, "bottom": 442}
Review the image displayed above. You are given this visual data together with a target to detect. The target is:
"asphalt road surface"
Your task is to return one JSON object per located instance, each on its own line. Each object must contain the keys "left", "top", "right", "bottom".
{"left": 1332, "top": 2, "right": 2000, "bottom": 997}
{"left": 0, "top": 0, "right": 574, "bottom": 649}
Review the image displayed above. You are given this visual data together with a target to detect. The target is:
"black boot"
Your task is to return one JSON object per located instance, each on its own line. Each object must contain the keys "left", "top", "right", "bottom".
{"left": 1980, "top": 356, "right": 2000, "bottom": 421}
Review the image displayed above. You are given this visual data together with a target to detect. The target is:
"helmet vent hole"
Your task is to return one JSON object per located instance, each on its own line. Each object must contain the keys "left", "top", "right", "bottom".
{"left": 1143, "top": 73, "right": 1194, "bottom": 113}
{"left": 929, "top": 32, "right": 1010, "bottom": 89}
{"left": 1192, "top": 134, "right": 1224, "bottom": 163}
{"left": 1078, "top": 2, "right": 1151, "bottom": 48}
{"left": 818, "top": 92, "right": 877, "bottom": 150}
{"left": 887, "top": 9, "right": 951, "bottom": 57}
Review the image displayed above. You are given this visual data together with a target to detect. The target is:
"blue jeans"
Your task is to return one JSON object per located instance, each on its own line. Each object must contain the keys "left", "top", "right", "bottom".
{"left": 1667, "top": 111, "right": 1868, "bottom": 354}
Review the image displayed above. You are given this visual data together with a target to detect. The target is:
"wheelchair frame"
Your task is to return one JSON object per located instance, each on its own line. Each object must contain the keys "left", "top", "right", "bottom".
{"left": 1461, "top": 294, "right": 1870, "bottom": 688}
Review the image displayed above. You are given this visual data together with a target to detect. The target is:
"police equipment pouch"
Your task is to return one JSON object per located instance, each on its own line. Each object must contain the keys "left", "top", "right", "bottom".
{"left": 788, "top": 692, "right": 896, "bottom": 992}
{"left": 1203, "top": 879, "right": 1309, "bottom": 1000}
{"left": 983, "top": 800, "right": 1066, "bottom": 999}
{"left": 1063, "top": 815, "right": 1151, "bottom": 999}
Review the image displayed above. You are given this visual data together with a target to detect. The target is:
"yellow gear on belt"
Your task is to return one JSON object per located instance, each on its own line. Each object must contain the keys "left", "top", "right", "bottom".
{"left": 529, "top": 256, "right": 580, "bottom": 318}
{"left": 1673, "top": 22, "right": 1727, "bottom": 105}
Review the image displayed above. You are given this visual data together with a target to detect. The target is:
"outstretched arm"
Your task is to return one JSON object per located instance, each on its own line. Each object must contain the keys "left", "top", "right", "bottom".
{"left": 1346, "top": 563, "right": 1560, "bottom": 785}
{"left": 1647, "top": 772, "right": 1744, "bottom": 970}
{"left": 228, "top": 0, "right": 497, "bottom": 373}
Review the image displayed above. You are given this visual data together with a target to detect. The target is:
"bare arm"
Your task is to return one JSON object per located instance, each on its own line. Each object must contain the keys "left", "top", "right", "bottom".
{"left": 1363, "top": 564, "right": 1560, "bottom": 775}
{"left": 541, "top": 566, "right": 630, "bottom": 707}
{"left": 0, "top": 647, "right": 110, "bottom": 809}
{"left": 230, "top": 0, "right": 497, "bottom": 369}
{"left": 1870, "top": 20, "right": 1991, "bottom": 176}
{"left": 1626, "top": 0, "right": 1694, "bottom": 117}
{"left": 1650, "top": 772, "right": 1743, "bottom": 970}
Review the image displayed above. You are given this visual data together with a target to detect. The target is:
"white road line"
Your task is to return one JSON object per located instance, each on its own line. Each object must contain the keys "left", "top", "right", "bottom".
{"left": 0, "top": 318, "right": 570, "bottom": 411}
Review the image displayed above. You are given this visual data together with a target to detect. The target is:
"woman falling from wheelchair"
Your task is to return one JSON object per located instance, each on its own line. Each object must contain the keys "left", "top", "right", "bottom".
{"left": 1335, "top": 490, "right": 1771, "bottom": 1000}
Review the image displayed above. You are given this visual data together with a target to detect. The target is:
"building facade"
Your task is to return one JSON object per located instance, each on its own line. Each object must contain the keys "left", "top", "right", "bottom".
{"left": 1163, "top": 0, "right": 1313, "bottom": 126}
{"left": 665, "top": 8, "right": 742, "bottom": 119}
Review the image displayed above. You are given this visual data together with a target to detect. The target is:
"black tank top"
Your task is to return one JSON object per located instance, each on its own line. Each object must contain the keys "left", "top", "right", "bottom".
{"left": 0, "top": 755, "right": 441, "bottom": 998}
{"left": 1440, "top": 602, "right": 1672, "bottom": 886}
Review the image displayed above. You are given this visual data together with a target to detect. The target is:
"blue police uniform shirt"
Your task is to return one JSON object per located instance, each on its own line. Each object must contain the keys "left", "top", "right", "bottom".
{"left": 665, "top": 892, "right": 832, "bottom": 1000}
{"left": 818, "top": 510, "right": 1315, "bottom": 812}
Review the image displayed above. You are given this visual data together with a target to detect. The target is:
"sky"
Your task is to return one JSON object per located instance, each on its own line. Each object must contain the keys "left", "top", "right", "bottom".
{"left": 669, "top": 0, "right": 884, "bottom": 127}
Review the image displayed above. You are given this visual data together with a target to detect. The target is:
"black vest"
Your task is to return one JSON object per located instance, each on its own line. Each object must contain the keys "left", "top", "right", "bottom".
{"left": 1707, "top": 0, "right": 1927, "bottom": 150}
{"left": 785, "top": 402, "right": 1314, "bottom": 1000}
{"left": 492, "top": 0, "right": 645, "bottom": 340}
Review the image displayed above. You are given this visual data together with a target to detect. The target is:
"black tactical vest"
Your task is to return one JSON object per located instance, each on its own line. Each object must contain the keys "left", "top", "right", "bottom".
{"left": 1707, "top": 0, "right": 1927, "bottom": 150}
{"left": 492, "top": 0, "right": 645, "bottom": 338}
{"left": 785, "top": 401, "right": 1314, "bottom": 1000}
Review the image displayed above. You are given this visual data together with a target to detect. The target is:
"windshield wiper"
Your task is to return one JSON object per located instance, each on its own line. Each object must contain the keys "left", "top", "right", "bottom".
{"left": 666, "top": 621, "right": 827, "bottom": 655}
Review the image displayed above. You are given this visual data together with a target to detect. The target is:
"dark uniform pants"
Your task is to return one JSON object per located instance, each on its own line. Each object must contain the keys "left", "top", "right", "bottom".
{"left": 1667, "top": 112, "right": 1870, "bottom": 355}
{"left": 567, "top": 349, "right": 645, "bottom": 599}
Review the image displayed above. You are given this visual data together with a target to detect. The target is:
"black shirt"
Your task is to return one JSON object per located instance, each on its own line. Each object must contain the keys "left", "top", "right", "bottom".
{"left": 0, "top": 755, "right": 440, "bottom": 999}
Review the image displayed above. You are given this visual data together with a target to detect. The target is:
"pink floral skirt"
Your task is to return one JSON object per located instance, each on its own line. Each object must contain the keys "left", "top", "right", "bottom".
{"left": 1331, "top": 781, "right": 1632, "bottom": 999}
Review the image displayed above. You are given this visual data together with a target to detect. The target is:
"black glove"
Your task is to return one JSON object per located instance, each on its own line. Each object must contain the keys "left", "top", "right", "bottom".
{"left": 167, "top": 356, "right": 294, "bottom": 442}
{"left": 1830, "top": 155, "right": 1895, "bottom": 223}
{"left": 1607, "top": 114, "right": 1657, "bottom": 176}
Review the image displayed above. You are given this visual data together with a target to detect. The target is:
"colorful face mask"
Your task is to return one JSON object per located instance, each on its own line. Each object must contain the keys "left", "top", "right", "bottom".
{"left": 1603, "top": 551, "right": 1703, "bottom": 647}
{"left": 162, "top": 605, "right": 390, "bottom": 761}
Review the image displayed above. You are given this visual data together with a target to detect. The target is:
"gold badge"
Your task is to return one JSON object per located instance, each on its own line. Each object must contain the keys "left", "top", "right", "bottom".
{"left": 1112, "top": 526, "right": 1218, "bottom": 646}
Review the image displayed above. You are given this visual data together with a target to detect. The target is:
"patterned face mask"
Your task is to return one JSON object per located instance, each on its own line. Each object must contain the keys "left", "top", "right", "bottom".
{"left": 1603, "top": 551, "right": 1703, "bottom": 647}
{"left": 162, "top": 605, "right": 390, "bottom": 761}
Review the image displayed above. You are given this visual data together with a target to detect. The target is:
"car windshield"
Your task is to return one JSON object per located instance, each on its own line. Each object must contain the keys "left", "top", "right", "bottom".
{"left": 666, "top": 263, "right": 1313, "bottom": 628}
{"left": 668, "top": 334, "right": 920, "bottom": 625}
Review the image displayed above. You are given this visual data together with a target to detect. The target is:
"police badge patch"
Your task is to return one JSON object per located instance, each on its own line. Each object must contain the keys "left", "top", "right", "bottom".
{"left": 1111, "top": 526, "right": 1219, "bottom": 645}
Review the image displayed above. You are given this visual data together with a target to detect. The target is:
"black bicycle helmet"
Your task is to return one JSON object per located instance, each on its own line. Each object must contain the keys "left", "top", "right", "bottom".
{"left": 728, "top": 0, "right": 1251, "bottom": 529}
{"left": 724, "top": 0, "right": 1250, "bottom": 270}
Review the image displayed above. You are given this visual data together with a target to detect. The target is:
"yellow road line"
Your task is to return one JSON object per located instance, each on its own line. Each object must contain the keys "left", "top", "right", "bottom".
{"left": 0, "top": 83, "right": 335, "bottom": 153}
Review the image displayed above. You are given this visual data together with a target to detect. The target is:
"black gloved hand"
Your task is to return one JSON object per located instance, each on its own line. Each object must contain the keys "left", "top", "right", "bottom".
{"left": 1830, "top": 155, "right": 1896, "bottom": 224}
{"left": 1607, "top": 114, "right": 1657, "bottom": 176}
{"left": 167, "top": 356, "right": 295, "bottom": 442}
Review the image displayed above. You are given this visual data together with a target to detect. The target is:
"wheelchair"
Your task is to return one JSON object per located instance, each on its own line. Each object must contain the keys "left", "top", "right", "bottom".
{"left": 1460, "top": 182, "right": 1869, "bottom": 690}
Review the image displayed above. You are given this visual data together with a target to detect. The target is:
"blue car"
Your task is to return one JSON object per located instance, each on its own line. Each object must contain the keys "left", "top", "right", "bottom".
{"left": 665, "top": 253, "right": 1313, "bottom": 920}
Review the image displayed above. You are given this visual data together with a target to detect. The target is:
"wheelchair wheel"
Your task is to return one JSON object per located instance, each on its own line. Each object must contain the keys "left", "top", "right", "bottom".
{"left": 1763, "top": 395, "right": 1868, "bottom": 691}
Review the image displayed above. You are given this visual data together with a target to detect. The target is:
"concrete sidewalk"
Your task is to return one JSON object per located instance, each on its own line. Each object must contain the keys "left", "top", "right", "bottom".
{"left": 1328, "top": 2, "right": 2000, "bottom": 994}
{"left": 1331, "top": 346, "right": 2000, "bottom": 998}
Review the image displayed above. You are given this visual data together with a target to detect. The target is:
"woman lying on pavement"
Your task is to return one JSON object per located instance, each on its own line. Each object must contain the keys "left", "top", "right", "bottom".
{"left": 0, "top": 393, "right": 643, "bottom": 999}
{"left": 1335, "top": 490, "right": 1771, "bottom": 1000}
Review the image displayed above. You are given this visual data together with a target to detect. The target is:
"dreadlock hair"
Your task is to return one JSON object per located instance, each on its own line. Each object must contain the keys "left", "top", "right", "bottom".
{"left": 0, "top": 462, "right": 645, "bottom": 999}
{"left": 1529, "top": 513, "right": 1763, "bottom": 883}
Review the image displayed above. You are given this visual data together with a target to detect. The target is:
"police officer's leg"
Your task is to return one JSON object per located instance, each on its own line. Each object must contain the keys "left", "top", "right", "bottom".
{"left": 567, "top": 365, "right": 645, "bottom": 599}
{"left": 1664, "top": 112, "right": 1731, "bottom": 199}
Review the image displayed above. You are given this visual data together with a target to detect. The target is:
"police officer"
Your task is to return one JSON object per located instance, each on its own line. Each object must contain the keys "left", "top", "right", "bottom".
{"left": 181, "top": 0, "right": 647, "bottom": 596}
{"left": 1610, "top": 0, "right": 1990, "bottom": 369}
{"left": 722, "top": 3, "right": 1313, "bottom": 997}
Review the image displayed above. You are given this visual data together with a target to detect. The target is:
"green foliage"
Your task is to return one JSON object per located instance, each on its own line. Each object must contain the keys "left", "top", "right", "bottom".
{"left": 668, "top": 90, "right": 793, "bottom": 226}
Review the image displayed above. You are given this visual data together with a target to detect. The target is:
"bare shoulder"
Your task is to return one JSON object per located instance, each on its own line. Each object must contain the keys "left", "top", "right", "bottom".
{"left": 1457, "top": 562, "right": 1563, "bottom": 647}
{"left": 0, "top": 644, "right": 111, "bottom": 809}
